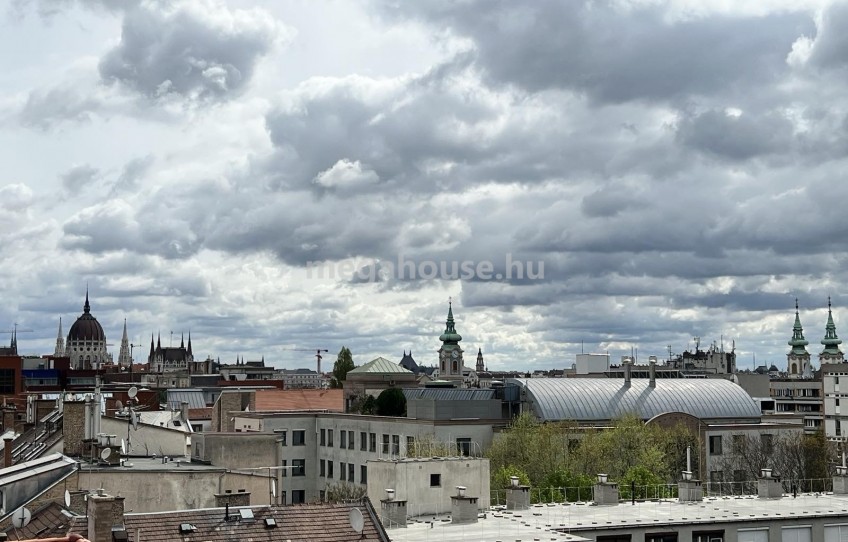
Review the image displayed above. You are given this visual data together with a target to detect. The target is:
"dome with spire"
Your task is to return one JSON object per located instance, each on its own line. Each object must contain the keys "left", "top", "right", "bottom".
{"left": 821, "top": 297, "right": 843, "bottom": 356}
{"left": 67, "top": 290, "right": 106, "bottom": 342}
{"left": 788, "top": 299, "right": 809, "bottom": 355}
{"left": 438, "top": 302, "right": 462, "bottom": 344}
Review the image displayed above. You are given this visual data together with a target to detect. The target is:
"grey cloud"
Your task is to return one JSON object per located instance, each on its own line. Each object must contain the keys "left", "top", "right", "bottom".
{"left": 110, "top": 154, "right": 154, "bottom": 194}
{"left": 676, "top": 109, "right": 794, "bottom": 160}
{"left": 807, "top": 2, "right": 848, "bottom": 70}
{"left": 19, "top": 85, "right": 101, "bottom": 129}
{"left": 99, "top": 1, "right": 282, "bottom": 102}
{"left": 60, "top": 163, "right": 100, "bottom": 194}
{"left": 377, "top": 1, "right": 813, "bottom": 104}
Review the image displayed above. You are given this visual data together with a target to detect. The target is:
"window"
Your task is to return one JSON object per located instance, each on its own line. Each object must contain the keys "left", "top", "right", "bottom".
{"left": 737, "top": 528, "right": 768, "bottom": 542}
{"left": 277, "top": 431, "right": 288, "bottom": 446}
{"left": 369, "top": 433, "right": 376, "bottom": 452}
{"left": 348, "top": 431, "right": 354, "bottom": 450}
{"left": 407, "top": 436, "right": 415, "bottom": 455}
{"left": 281, "top": 460, "right": 287, "bottom": 477}
{"left": 709, "top": 471, "right": 723, "bottom": 483}
{"left": 320, "top": 459, "right": 325, "bottom": 477}
{"left": 292, "top": 459, "right": 305, "bottom": 477}
{"left": 291, "top": 490, "right": 305, "bottom": 504}
{"left": 430, "top": 473, "right": 441, "bottom": 487}
{"left": 392, "top": 435, "right": 400, "bottom": 455}
{"left": 360, "top": 431, "right": 367, "bottom": 451}
{"left": 709, "top": 435, "right": 722, "bottom": 455}
{"left": 456, "top": 438, "right": 472, "bottom": 457}
{"left": 327, "top": 461, "right": 334, "bottom": 479}
{"left": 327, "top": 429, "right": 334, "bottom": 447}
{"left": 341, "top": 431, "right": 347, "bottom": 449}
{"left": 692, "top": 531, "right": 723, "bottom": 542}
{"left": 319, "top": 490, "right": 325, "bottom": 502}
{"left": 646, "top": 534, "right": 677, "bottom": 542}
{"left": 731, "top": 434, "right": 744, "bottom": 452}
{"left": 361, "top": 465, "right": 367, "bottom": 484}
{"left": 760, "top": 434, "right": 773, "bottom": 455}
{"left": 348, "top": 463, "right": 355, "bottom": 482}
{"left": 0, "top": 370, "right": 14, "bottom": 394}
{"left": 320, "top": 428, "right": 326, "bottom": 446}
{"left": 340, "top": 462, "right": 346, "bottom": 481}
{"left": 280, "top": 491, "right": 287, "bottom": 505}
{"left": 597, "top": 536, "right": 631, "bottom": 542}
{"left": 733, "top": 470, "right": 746, "bottom": 483}
{"left": 382, "top": 434, "right": 390, "bottom": 454}
{"left": 293, "top": 430, "right": 306, "bottom": 446}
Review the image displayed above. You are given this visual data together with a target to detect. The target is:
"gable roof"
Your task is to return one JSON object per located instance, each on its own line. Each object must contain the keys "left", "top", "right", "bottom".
{"left": 66, "top": 502, "right": 389, "bottom": 542}
{"left": 4, "top": 501, "right": 74, "bottom": 540}
{"left": 254, "top": 389, "right": 344, "bottom": 412}
{"left": 349, "top": 357, "right": 414, "bottom": 375}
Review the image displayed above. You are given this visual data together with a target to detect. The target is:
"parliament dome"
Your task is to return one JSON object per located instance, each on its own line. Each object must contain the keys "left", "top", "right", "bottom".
{"left": 67, "top": 292, "right": 106, "bottom": 342}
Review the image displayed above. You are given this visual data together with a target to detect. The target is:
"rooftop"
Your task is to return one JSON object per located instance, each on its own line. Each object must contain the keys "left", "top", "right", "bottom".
{"left": 349, "top": 357, "right": 416, "bottom": 375}
{"left": 254, "top": 388, "right": 343, "bottom": 411}
{"left": 390, "top": 492, "right": 848, "bottom": 542}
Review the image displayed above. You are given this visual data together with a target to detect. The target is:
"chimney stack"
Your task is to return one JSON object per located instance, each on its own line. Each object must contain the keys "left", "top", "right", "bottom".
{"left": 757, "top": 469, "right": 782, "bottom": 499}
{"left": 180, "top": 401, "right": 189, "bottom": 425}
{"left": 450, "top": 486, "right": 478, "bottom": 524}
{"left": 380, "top": 489, "right": 407, "bottom": 528}
{"left": 649, "top": 358, "right": 656, "bottom": 388}
{"left": 87, "top": 492, "right": 125, "bottom": 542}
{"left": 3, "top": 437, "right": 12, "bottom": 468}
{"left": 623, "top": 359, "right": 632, "bottom": 387}
{"left": 505, "top": 476, "right": 530, "bottom": 510}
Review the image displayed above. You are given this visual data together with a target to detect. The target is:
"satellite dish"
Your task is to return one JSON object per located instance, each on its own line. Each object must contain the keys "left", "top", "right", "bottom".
{"left": 12, "top": 507, "right": 31, "bottom": 529}
{"left": 116, "top": 400, "right": 124, "bottom": 412}
{"left": 100, "top": 448, "right": 112, "bottom": 461}
{"left": 127, "top": 387, "right": 138, "bottom": 399}
{"left": 349, "top": 507, "right": 364, "bottom": 534}
{"left": 271, "top": 479, "right": 277, "bottom": 498}
{"left": 64, "top": 490, "right": 71, "bottom": 508}
{"left": 121, "top": 439, "right": 126, "bottom": 455}
{"left": 130, "top": 410, "right": 139, "bottom": 431}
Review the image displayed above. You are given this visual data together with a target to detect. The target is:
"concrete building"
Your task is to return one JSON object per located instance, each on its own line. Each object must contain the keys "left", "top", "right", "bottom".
{"left": 344, "top": 357, "right": 418, "bottom": 412}
{"left": 278, "top": 368, "right": 321, "bottom": 389}
{"left": 822, "top": 362, "right": 848, "bottom": 441}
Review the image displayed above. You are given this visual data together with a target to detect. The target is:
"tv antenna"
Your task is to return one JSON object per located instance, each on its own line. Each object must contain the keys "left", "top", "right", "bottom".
{"left": 349, "top": 507, "right": 364, "bottom": 537}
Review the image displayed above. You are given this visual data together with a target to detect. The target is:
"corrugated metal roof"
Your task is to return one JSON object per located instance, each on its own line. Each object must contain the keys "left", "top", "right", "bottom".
{"left": 511, "top": 378, "right": 761, "bottom": 422}
{"left": 348, "top": 357, "right": 414, "bottom": 374}
{"left": 166, "top": 389, "right": 206, "bottom": 409}
{"left": 403, "top": 388, "right": 498, "bottom": 401}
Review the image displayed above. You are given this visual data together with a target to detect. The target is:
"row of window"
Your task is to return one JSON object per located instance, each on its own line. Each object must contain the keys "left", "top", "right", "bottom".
{"left": 708, "top": 434, "right": 773, "bottom": 456}
{"left": 600, "top": 524, "right": 846, "bottom": 542}
{"left": 319, "top": 460, "right": 367, "bottom": 484}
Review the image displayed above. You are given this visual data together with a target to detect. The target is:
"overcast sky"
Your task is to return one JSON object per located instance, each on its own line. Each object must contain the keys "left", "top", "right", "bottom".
{"left": 1, "top": 0, "right": 846, "bottom": 372}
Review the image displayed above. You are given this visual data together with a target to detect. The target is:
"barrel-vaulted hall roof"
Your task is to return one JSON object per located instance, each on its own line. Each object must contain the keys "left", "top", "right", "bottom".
{"left": 509, "top": 377, "right": 761, "bottom": 423}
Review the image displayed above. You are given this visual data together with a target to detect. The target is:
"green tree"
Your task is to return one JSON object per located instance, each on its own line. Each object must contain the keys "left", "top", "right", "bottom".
{"left": 325, "top": 481, "right": 366, "bottom": 503}
{"left": 619, "top": 465, "right": 671, "bottom": 500}
{"left": 492, "top": 465, "right": 530, "bottom": 489}
{"left": 348, "top": 393, "right": 376, "bottom": 415}
{"left": 331, "top": 347, "right": 355, "bottom": 388}
{"left": 540, "top": 469, "right": 595, "bottom": 503}
{"left": 375, "top": 387, "right": 407, "bottom": 416}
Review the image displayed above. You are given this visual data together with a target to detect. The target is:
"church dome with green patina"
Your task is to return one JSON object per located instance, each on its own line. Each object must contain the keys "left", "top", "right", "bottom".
{"left": 438, "top": 302, "right": 462, "bottom": 344}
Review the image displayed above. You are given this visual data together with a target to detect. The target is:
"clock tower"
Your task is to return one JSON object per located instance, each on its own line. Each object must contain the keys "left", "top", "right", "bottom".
{"left": 438, "top": 300, "right": 464, "bottom": 384}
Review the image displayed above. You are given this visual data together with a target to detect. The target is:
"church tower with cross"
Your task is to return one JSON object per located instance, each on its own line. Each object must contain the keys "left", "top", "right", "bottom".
{"left": 787, "top": 299, "right": 811, "bottom": 376}
{"left": 438, "top": 299, "right": 465, "bottom": 384}
{"left": 820, "top": 297, "right": 844, "bottom": 365}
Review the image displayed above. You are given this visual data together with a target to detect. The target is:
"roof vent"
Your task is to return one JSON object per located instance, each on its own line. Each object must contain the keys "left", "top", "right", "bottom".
{"left": 264, "top": 518, "right": 277, "bottom": 529}
{"left": 111, "top": 528, "right": 129, "bottom": 542}
{"left": 179, "top": 523, "right": 197, "bottom": 534}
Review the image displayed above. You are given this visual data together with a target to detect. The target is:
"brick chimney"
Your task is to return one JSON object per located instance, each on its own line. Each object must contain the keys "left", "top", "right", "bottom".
{"left": 87, "top": 492, "right": 125, "bottom": 542}
{"left": 3, "top": 437, "right": 12, "bottom": 468}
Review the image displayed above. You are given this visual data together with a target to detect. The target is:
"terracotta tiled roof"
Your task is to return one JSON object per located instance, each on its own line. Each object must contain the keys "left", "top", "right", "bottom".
{"left": 4, "top": 501, "right": 74, "bottom": 540}
{"left": 67, "top": 502, "right": 389, "bottom": 542}
{"left": 254, "top": 389, "right": 343, "bottom": 412}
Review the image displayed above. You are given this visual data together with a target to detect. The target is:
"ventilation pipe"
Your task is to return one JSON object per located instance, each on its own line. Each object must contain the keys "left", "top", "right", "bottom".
{"left": 649, "top": 358, "right": 657, "bottom": 388}
{"left": 623, "top": 359, "right": 632, "bottom": 388}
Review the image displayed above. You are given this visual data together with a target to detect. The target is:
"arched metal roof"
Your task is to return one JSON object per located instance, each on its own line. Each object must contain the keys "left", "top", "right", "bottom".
{"left": 510, "top": 378, "right": 761, "bottom": 422}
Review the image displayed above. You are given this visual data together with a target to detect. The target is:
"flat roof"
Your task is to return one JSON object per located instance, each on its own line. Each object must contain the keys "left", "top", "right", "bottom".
{"left": 82, "top": 457, "right": 224, "bottom": 472}
{"left": 389, "top": 493, "right": 848, "bottom": 542}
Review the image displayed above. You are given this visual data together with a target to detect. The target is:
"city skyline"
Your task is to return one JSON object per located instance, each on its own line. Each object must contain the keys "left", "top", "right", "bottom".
{"left": 2, "top": 1, "right": 846, "bottom": 370}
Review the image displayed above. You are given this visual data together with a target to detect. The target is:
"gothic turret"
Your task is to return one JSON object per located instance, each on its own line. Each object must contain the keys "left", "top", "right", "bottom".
{"left": 787, "top": 299, "right": 810, "bottom": 376}
{"left": 54, "top": 317, "right": 64, "bottom": 357}
{"left": 118, "top": 319, "right": 131, "bottom": 368}
{"left": 476, "top": 347, "right": 484, "bottom": 373}
{"left": 820, "top": 297, "right": 844, "bottom": 364}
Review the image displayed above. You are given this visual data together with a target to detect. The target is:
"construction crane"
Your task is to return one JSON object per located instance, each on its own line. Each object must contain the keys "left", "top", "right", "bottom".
{"left": 283, "top": 348, "right": 330, "bottom": 374}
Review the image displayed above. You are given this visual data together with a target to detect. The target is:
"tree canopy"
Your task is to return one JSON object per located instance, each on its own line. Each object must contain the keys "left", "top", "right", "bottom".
{"left": 375, "top": 387, "right": 407, "bottom": 416}
{"left": 330, "top": 347, "right": 355, "bottom": 388}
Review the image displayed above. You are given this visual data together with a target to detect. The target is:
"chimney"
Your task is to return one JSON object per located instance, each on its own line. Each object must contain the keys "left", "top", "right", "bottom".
{"left": 757, "top": 468, "right": 782, "bottom": 499}
{"left": 450, "top": 486, "right": 478, "bottom": 524}
{"left": 87, "top": 492, "right": 126, "bottom": 542}
{"left": 678, "top": 447, "right": 702, "bottom": 502}
{"left": 623, "top": 359, "right": 631, "bottom": 388}
{"left": 505, "top": 476, "right": 530, "bottom": 510}
{"left": 180, "top": 401, "right": 189, "bottom": 425}
{"left": 3, "top": 437, "right": 12, "bottom": 468}
{"left": 380, "top": 489, "right": 407, "bottom": 528}
{"left": 835, "top": 453, "right": 848, "bottom": 494}
{"left": 215, "top": 491, "right": 251, "bottom": 507}
{"left": 649, "top": 358, "right": 657, "bottom": 388}
{"left": 593, "top": 474, "right": 619, "bottom": 505}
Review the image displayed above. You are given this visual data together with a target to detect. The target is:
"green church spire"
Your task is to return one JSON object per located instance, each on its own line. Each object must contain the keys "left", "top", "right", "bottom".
{"left": 439, "top": 298, "right": 462, "bottom": 344}
{"left": 789, "top": 298, "right": 809, "bottom": 355}
{"left": 821, "top": 296, "right": 843, "bottom": 355}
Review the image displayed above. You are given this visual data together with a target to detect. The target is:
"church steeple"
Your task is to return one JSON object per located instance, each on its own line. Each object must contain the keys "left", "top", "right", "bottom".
{"left": 83, "top": 286, "right": 90, "bottom": 314}
{"left": 118, "top": 319, "right": 130, "bottom": 368}
{"left": 476, "top": 347, "right": 484, "bottom": 373}
{"left": 439, "top": 299, "right": 462, "bottom": 344}
{"left": 787, "top": 299, "right": 811, "bottom": 376}
{"left": 187, "top": 331, "right": 193, "bottom": 358}
{"left": 438, "top": 299, "right": 465, "bottom": 384}
{"left": 820, "top": 297, "right": 844, "bottom": 364}
{"left": 54, "top": 317, "right": 64, "bottom": 357}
